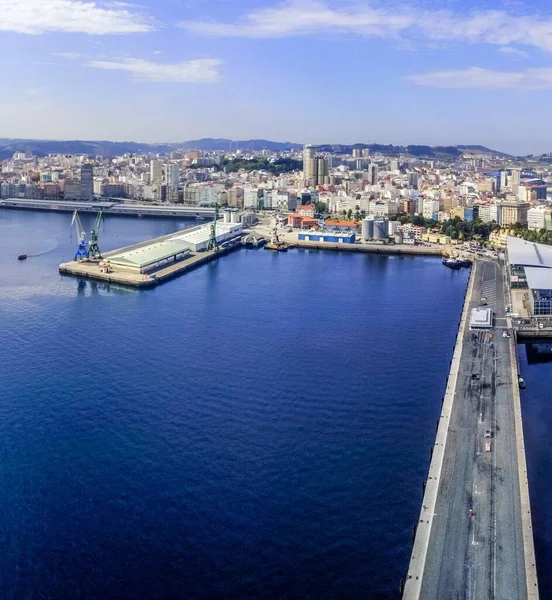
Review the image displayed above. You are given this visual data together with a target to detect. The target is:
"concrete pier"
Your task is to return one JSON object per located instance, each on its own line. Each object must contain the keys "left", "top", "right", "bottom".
{"left": 59, "top": 244, "right": 239, "bottom": 288}
{"left": 403, "top": 259, "right": 539, "bottom": 599}
{"left": 59, "top": 224, "right": 241, "bottom": 288}
{"left": 290, "top": 239, "right": 444, "bottom": 256}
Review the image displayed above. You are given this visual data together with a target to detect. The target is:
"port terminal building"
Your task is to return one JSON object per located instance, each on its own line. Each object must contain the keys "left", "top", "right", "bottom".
{"left": 298, "top": 231, "right": 356, "bottom": 244}
{"left": 507, "top": 236, "right": 552, "bottom": 315}
{"left": 469, "top": 307, "right": 494, "bottom": 330}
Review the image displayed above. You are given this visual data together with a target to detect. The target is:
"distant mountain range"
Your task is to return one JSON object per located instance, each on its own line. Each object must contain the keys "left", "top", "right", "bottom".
{"left": 0, "top": 137, "right": 511, "bottom": 159}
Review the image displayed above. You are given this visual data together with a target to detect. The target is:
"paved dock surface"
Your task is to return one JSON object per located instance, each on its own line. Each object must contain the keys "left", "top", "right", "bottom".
{"left": 404, "top": 259, "right": 538, "bottom": 599}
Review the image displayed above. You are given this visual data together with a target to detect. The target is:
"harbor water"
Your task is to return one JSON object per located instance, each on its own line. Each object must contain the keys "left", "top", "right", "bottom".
{"left": 1, "top": 209, "right": 473, "bottom": 598}
{"left": 519, "top": 343, "right": 552, "bottom": 598}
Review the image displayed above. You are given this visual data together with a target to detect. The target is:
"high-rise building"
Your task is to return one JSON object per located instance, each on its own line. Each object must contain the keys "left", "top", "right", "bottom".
{"left": 368, "top": 163, "right": 378, "bottom": 185}
{"left": 80, "top": 164, "right": 94, "bottom": 201}
{"left": 352, "top": 148, "right": 362, "bottom": 158}
{"left": 303, "top": 145, "right": 329, "bottom": 186}
{"left": 509, "top": 168, "right": 521, "bottom": 193}
{"left": 150, "top": 160, "right": 163, "bottom": 184}
{"left": 499, "top": 170, "right": 507, "bottom": 192}
{"left": 315, "top": 157, "right": 329, "bottom": 186}
{"left": 164, "top": 163, "right": 180, "bottom": 187}
{"left": 303, "top": 145, "right": 316, "bottom": 186}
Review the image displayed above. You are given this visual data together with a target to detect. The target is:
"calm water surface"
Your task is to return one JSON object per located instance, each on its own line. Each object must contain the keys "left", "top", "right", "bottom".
{"left": 519, "top": 343, "right": 552, "bottom": 598}
{"left": 0, "top": 209, "right": 471, "bottom": 599}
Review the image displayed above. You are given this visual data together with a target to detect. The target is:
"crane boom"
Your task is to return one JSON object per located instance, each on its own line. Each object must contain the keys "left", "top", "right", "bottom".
{"left": 71, "top": 210, "right": 88, "bottom": 260}
{"left": 88, "top": 208, "right": 103, "bottom": 259}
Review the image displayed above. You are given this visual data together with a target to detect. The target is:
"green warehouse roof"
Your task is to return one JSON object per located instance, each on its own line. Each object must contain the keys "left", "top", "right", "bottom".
{"left": 107, "top": 239, "right": 190, "bottom": 268}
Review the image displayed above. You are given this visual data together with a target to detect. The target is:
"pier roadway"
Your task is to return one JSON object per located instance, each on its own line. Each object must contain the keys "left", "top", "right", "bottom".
{"left": 404, "top": 260, "right": 538, "bottom": 599}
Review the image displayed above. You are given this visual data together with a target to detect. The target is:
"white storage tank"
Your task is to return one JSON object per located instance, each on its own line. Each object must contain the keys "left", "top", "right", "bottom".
{"left": 373, "top": 219, "right": 389, "bottom": 241}
{"left": 230, "top": 210, "right": 241, "bottom": 224}
{"left": 394, "top": 233, "right": 404, "bottom": 245}
{"left": 362, "top": 218, "right": 374, "bottom": 241}
{"left": 223, "top": 210, "right": 232, "bottom": 223}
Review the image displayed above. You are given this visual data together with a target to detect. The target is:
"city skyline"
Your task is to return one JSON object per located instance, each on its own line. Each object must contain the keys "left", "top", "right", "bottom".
{"left": 2, "top": 0, "right": 552, "bottom": 154}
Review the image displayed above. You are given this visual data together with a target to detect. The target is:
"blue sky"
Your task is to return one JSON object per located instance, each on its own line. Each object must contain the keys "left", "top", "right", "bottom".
{"left": 1, "top": 0, "right": 552, "bottom": 154}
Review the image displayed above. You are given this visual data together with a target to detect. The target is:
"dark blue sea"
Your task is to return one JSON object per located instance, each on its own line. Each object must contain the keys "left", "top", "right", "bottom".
{"left": 519, "top": 342, "right": 552, "bottom": 598}
{"left": 0, "top": 209, "right": 473, "bottom": 599}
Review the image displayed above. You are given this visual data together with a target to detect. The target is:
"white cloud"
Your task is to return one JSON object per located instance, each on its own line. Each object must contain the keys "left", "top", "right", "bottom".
{"left": 498, "top": 46, "right": 529, "bottom": 58}
{"left": 87, "top": 58, "right": 222, "bottom": 83}
{"left": 405, "top": 67, "right": 552, "bottom": 89}
{"left": 179, "top": 0, "right": 552, "bottom": 54}
{"left": 51, "top": 52, "right": 83, "bottom": 60}
{"left": 181, "top": 1, "right": 411, "bottom": 39}
{"left": 0, "top": 0, "right": 153, "bottom": 35}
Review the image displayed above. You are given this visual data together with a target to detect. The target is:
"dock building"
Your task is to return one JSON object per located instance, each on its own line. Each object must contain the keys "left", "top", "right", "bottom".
{"left": 107, "top": 240, "right": 191, "bottom": 274}
{"left": 469, "top": 306, "right": 494, "bottom": 329}
{"left": 507, "top": 236, "right": 552, "bottom": 315}
{"left": 171, "top": 221, "right": 243, "bottom": 252}
{"left": 298, "top": 231, "right": 356, "bottom": 244}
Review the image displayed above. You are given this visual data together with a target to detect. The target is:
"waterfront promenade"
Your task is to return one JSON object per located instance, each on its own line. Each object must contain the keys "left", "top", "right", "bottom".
{"left": 403, "top": 260, "right": 539, "bottom": 598}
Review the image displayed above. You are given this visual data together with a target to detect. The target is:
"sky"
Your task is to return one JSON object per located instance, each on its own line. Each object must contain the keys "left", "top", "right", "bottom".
{"left": 1, "top": 0, "right": 552, "bottom": 154}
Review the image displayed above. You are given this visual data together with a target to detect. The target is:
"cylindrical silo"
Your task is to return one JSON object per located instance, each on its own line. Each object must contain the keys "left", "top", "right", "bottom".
{"left": 373, "top": 219, "right": 389, "bottom": 241}
{"left": 231, "top": 210, "right": 241, "bottom": 224}
{"left": 394, "top": 233, "right": 403, "bottom": 245}
{"left": 362, "top": 218, "right": 374, "bottom": 241}
{"left": 223, "top": 210, "right": 231, "bottom": 223}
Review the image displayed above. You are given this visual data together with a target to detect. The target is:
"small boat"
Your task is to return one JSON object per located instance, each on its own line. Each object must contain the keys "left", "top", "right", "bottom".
{"left": 461, "top": 258, "right": 473, "bottom": 268}
{"left": 518, "top": 376, "right": 526, "bottom": 389}
{"left": 265, "top": 241, "right": 289, "bottom": 252}
{"left": 442, "top": 258, "right": 462, "bottom": 270}
{"left": 17, "top": 254, "right": 27, "bottom": 261}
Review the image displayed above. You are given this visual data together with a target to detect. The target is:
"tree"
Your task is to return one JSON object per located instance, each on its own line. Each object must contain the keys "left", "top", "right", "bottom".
{"left": 347, "top": 209, "right": 353, "bottom": 219}
{"left": 315, "top": 201, "right": 327, "bottom": 214}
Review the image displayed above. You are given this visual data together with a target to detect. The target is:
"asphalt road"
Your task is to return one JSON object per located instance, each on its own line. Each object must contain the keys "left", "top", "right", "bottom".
{"left": 419, "top": 260, "right": 527, "bottom": 599}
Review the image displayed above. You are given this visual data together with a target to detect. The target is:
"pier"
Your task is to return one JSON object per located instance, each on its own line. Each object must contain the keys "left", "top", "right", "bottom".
{"left": 403, "top": 259, "right": 539, "bottom": 598}
{"left": 59, "top": 223, "right": 242, "bottom": 288}
{"left": 0, "top": 198, "right": 215, "bottom": 219}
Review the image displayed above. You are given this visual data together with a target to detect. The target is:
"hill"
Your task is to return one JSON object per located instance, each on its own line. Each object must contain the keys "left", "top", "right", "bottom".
{"left": 0, "top": 138, "right": 510, "bottom": 159}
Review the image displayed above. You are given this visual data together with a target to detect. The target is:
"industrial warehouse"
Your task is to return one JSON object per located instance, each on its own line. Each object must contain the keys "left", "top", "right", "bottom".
{"left": 107, "top": 240, "right": 191, "bottom": 274}
{"left": 507, "top": 236, "right": 552, "bottom": 316}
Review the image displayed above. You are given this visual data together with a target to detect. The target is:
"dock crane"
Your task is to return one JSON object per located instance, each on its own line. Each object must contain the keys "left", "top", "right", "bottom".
{"left": 88, "top": 209, "right": 103, "bottom": 259}
{"left": 71, "top": 210, "right": 88, "bottom": 260}
{"left": 207, "top": 204, "right": 219, "bottom": 252}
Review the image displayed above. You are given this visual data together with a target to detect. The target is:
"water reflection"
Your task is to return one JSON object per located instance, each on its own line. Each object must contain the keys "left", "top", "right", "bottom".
{"left": 524, "top": 342, "right": 552, "bottom": 364}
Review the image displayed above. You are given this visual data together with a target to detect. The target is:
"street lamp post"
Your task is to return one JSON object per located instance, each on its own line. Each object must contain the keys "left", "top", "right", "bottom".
{"left": 464, "top": 561, "right": 482, "bottom": 600}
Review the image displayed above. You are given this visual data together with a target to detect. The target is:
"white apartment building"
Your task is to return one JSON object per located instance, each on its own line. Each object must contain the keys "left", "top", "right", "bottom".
{"left": 527, "top": 206, "right": 547, "bottom": 230}
{"left": 150, "top": 160, "right": 163, "bottom": 184}
{"left": 243, "top": 187, "right": 261, "bottom": 209}
{"left": 422, "top": 199, "right": 441, "bottom": 220}
{"left": 477, "top": 204, "right": 499, "bottom": 223}
{"left": 368, "top": 200, "right": 399, "bottom": 217}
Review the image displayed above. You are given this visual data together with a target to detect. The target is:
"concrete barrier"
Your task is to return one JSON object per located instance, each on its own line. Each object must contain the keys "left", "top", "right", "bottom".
{"left": 509, "top": 333, "right": 540, "bottom": 599}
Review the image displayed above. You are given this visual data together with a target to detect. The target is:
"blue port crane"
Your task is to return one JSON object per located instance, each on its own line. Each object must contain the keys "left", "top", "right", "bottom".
{"left": 88, "top": 209, "right": 103, "bottom": 259}
{"left": 71, "top": 210, "right": 88, "bottom": 260}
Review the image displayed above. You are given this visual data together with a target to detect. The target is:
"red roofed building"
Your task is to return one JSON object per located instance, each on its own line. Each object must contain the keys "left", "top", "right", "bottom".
{"left": 288, "top": 214, "right": 302, "bottom": 228}
{"left": 300, "top": 217, "right": 318, "bottom": 229}
{"left": 298, "top": 204, "right": 316, "bottom": 218}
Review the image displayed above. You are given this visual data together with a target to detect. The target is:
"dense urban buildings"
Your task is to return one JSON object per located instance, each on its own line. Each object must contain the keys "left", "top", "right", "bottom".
{"left": 2, "top": 143, "right": 552, "bottom": 247}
